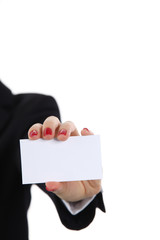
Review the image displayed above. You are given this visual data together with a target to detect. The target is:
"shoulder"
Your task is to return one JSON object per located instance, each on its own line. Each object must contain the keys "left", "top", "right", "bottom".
{"left": 13, "top": 93, "right": 59, "bottom": 110}
{"left": 12, "top": 93, "right": 60, "bottom": 120}
{"left": 14, "top": 92, "right": 57, "bottom": 105}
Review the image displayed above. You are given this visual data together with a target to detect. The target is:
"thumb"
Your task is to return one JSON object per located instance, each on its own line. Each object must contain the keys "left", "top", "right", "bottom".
{"left": 45, "top": 181, "right": 63, "bottom": 193}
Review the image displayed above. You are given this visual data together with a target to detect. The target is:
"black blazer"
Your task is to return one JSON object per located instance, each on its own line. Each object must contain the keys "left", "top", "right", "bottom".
{"left": 0, "top": 81, "right": 105, "bottom": 240}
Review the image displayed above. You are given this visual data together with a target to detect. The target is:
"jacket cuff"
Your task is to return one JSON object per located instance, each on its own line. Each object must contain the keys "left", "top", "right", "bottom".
{"left": 53, "top": 191, "right": 106, "bottom": 230}
{"left": 61, "top": 195, "right": 97, "bottom": 215}
{"left": 38, "top": 183, "right": 105, "bottom": 230}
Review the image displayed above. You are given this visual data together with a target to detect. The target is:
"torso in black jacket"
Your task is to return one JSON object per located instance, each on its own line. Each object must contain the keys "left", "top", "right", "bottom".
{"left": 0, "top": 81, "right": 105, "bottom": 240}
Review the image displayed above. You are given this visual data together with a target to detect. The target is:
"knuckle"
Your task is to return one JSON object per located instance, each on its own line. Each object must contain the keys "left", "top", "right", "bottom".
{"left": 65, "top": 120, "right": 74, "bottom": 125}
{"left": 43, "top": 116, "right": 60, "bottom": 125}
{"left": 64, "top": 121, "right": 75, "bottom": 129}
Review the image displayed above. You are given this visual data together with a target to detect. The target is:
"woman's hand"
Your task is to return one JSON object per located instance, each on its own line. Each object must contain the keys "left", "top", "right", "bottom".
{"left": 28, "top": 116, "right": 101, "bottom": 202}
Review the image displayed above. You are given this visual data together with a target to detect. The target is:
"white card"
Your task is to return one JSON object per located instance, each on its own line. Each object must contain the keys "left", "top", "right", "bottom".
{"left": 20, "top": 135, "right": 103, "bottom": 184}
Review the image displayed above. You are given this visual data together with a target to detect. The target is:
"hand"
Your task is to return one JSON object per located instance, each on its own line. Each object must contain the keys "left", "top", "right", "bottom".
{"left": 28, "top": 116, "right": 101, "bottom": 202}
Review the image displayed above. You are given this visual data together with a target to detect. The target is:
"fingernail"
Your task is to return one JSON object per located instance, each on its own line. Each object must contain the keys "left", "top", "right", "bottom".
{"left": 83, "top": 128, "right": 89, "bottom": 132}
{"left": 43, "top": 127, "right": 52, "bottom": 136}
{"left": 46, "top": 186, "right": 56, "bottom": 192}
{"left": 30, "top": 130, "right": 38, "bottom": 137}
{"left": 58, "top": 129, "right": 67, "bottom": 136}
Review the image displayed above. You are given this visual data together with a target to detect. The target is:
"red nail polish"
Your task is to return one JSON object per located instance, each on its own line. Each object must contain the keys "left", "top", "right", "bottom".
{"left": 83, "top": 128, "right": 89, "bottom": 132}
{"left": 30, "top": 130, "right": 38, "bottom": 137}
{"left": 44, "top": 127, "right": 52, "bottom": 136}
{"left": 46, "top": 186, "right": 56, "bottom": 192}
{"left": 58, "top": 129, "right": 67, "bottom": 136}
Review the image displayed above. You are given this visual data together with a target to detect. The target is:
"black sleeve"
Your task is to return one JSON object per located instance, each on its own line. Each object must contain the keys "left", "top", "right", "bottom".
{"left": 19, "top": 93, "right": 105, "bottom": 230}
{"left": 37, "top": 183, "right": 106, "bottom": 230}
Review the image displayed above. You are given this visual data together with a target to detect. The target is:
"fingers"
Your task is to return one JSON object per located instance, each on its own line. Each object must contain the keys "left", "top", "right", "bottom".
{"left": 28, "top": 116, "right": 61, "bottom": 140}
{"left": 28, "top": 115, "right": 94, "bottom": 142}
{"left": 81, "top": 128, "right": 94, "bottom": 136}
{"left": 28, "top": 123, "right": 43, "bottom": 140}
{"left": 28, "top": 116, "right": 80, "bottom": 141}
{"left": 56, "top": 121, "right": 79, "bottom": 141}
{"left": 42, "top": 116, "right": 61, "bottom": 140}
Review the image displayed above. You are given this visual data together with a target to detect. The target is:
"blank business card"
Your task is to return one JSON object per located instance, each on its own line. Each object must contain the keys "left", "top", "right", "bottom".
{"left": 20, "top": 135, "right": 103, "bottom": 184}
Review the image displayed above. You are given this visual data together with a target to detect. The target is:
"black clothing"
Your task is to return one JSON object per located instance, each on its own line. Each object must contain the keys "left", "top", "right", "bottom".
{"left": 0, "top": 81, "right": 105, "bottom": 239}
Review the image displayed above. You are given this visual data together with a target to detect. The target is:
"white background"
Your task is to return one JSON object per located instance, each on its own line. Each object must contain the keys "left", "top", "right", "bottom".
{"left": 0, "top": 0, "right": 160, "bottom": 239}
